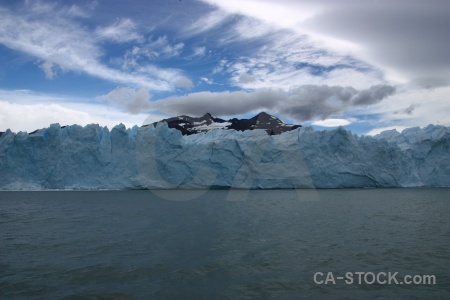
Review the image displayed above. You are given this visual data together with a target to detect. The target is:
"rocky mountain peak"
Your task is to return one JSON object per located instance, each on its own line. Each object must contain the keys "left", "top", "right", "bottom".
{"left": 149, "top": 112, "right": 301, "bottom": 135}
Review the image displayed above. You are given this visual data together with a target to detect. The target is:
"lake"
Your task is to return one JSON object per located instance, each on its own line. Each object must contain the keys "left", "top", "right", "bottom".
{"left": 1, "top": 189, "right": 449, "bottom": 299}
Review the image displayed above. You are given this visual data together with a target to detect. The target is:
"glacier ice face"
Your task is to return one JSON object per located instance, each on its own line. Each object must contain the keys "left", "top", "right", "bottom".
{"left": 0, "top": 123, "right": 448, "bottom": 190}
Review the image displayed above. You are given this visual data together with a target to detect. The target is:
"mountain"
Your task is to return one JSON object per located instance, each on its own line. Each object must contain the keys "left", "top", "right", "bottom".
{"left": 0, "top": 122, "right": 448, "bottom": 190}
{"left": 147, "top": 112, "right": 301, "bottom": 135}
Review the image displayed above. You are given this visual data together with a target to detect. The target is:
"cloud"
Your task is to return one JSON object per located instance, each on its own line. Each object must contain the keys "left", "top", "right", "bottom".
{"left": 229, "top": 57, "right": 381, "bottom": 91}
{"left": 399, "top": 104, "right": 417, "bottom": 116}
{"left": 184, "top": 9, "right": 229, "bottom": 37}
{"left": 0, "top": 89, "right": 164, "bottom": 132}
{"left": 192, "top": 46, "right": 206, "bottom": 57}
{"left": 96, "top": 18, "right": 142, "bottom": 43}
{"left": 409, "top": 77, "right": 450, "bottom": 90}
{"left": 67, "top": 3, "right": 96, "bottom": 18}
{"left": 191, "top": 11, "right": 384, "bottom": 90}
{"left": 98, "top": 87, "right": 152, "bottom": 114}
{"left": 151, "top": 84, "right": 396, "bottom": 121}
{"left": 0, "top": 100, "right": 93, "bottom": 132}
{"left": 239, "top": 73, "right": 257, "bottom": 84}
{"left": 146, "top": 35, "right": 184, "bottom": 58}
{"left": 201, "top": 0, "right": 321, "bottom": 26}
{"left": 174, "top": 78, "right": 194, "bottom": 89}
{"left": 350, "top": 86, "right": 450, "bottom": 132}
{"left": 312, "top": 118, "right": 351, "bottom": 127}
{"left": 302, "top": 0, "right": 450, "bottom": 86}
{"left": 183, "top": 9, "right": 380, "bottom": 90}
{"left": 118, "top": 46, "right": 191, "bottom": 88}
{"left": 201, "top": 0, "right": 450, "bottom": 87}
{"left": 121, "top": 46, "right": 158, "bottom": 69}
{"left": 0, "top": 3, "right": 184, "bottom": 91}
{"left": 152, "top": 89, "right": 278, "bottom": 117}
{"left": 25, "top": 0, "right": 58, "bottom": 14}
{"left": 351, "top": 85, "right": 396, "bottom": 106}
{"left": 365, "top": 126, "right": 408, "bottom": 137}
{"left": 279, "top": 85, "right": 355, "bottom": 121}
{"left": 39, "top": 60, "right": 59, "bottom": 79}
{"left": 212, "top": 59, "right": 230, "bottom": 74}
{"left": 278, "top": 85, "right": 395, "bottom": 121}
{"left": 200, "top": 77, "right": 214, "bottom": 84}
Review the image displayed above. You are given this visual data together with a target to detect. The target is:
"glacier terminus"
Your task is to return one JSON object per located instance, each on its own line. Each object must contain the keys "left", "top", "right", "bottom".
{"left": 0, "top": 115, "right": 448, "bottom": 190}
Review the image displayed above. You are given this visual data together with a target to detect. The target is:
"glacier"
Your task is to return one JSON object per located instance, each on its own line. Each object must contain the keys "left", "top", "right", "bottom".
{"left": 0, "top": 123, "right": 448, "bottom": 190}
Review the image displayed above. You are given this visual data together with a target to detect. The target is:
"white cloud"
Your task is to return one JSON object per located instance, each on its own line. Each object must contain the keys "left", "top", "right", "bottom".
{"left": 121, "top": 46, "right": 157, "bottom": 69}
{"left": 96, "top": 18, "right": 142, "bottom": 43}
{"left": 192, "top": 46, "right": 206, "bottom": 57}
{"left": 365, "top": 126, "right": 408, "bottom": 137}
{"left": 0, "top": 100, "right": 96, "bottom": 133}
{"left": 0, "top": 3, "right": 183, "bottom": 91}
{"left": 39, "top": 60, "right": 58, "bottom": 79}
{"left": 230, "top": 61, "right": 383, "bottom": 91}
{"left": 146, "top": 35, "right": 184, "bottom": 58}
{"left": 184, "top": 9, "right": 229, "bottom": 37}
{"left": 120, "top": 38, "right": 185, "bottom": 63}
{"left": 0, "top": 89, "right": 164, "bottom": 132}
{"left": 232, "top": 17, "right": 276, "bottom": 40}
{"left": 117, "top": 46, "right": 190, "bottom": 89}
{"left": 200, "top": 77, "right": 214, "bottom": 84}
{"left": 26, "top": 0, "right": 58, "bottom": 14}
{"left": 67, "top": 4, "right": 94, "bottom": 18}
{"left": 212, "top": 59, "right": 230, "bottom": 74}
{"left": 352, "top": 86, "right": 450, "bottom": 131}
{"left": 187, "top": 11, "right": 384, "bottom": 90}
{"left": 313, "top": 119, "right": 351, "bottom": 127}
{"left": 201, "top": 0, "right": 321, "bottom": 27}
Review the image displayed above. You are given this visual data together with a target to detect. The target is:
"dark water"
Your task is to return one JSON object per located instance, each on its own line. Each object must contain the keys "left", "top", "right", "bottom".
{"left": 1, "top": 189, "right": 449, "bottom": 299}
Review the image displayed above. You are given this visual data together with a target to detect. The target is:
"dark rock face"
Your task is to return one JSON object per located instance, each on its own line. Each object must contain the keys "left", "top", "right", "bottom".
{"left": 0, "top": 132, "right": 3, "bottom": 137}
{"left": 148, "top": 112, "right": 301, "bottom": 135}
{"left": 147, "top": 113, "right": 226, "bottom": 135}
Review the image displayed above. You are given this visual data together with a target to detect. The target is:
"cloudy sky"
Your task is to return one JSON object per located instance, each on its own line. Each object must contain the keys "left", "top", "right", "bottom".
{"left": 0, "top": 0, "right": 449, "bottom": 135}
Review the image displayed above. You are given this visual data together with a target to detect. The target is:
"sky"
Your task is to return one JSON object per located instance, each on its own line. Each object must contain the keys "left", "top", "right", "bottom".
{"left": 0, "top": 0, "right": 449, "bottom": 135}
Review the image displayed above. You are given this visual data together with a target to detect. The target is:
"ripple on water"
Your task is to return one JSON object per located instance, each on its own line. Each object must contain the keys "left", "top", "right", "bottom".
{"left": 0, "top": 189, "right": 449, "bottom": 299}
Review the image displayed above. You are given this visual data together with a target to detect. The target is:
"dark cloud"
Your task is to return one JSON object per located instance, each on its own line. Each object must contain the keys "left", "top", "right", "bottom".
{"left": 394, "top": 104, "right": 417, "bottom": 115}
{"left": 279, "top": 85, "right": 356, "bottom": 121}
{"left": 98, "top": 87, "right": 152, "bottom": 114}
{"left": 300, "top": 0, "right": 450, "bottom": 87}
{"left": 351, "top": 85, "right": 395, "bottom": 106}
{"left": 152, "top": 84, "right": 396, "bottom": 121}
{"left": 403, "top": 104, "right": 416, "bottom": 115}
{"left": 410, "top": 77, "right": 450, "bottom": 90}
{"left": 152, "top": 88, "right": 281, "bottom": 116}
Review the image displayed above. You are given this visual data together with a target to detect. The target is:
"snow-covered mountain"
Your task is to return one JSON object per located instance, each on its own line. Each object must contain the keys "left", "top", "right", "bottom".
{"left": 0, "top": 122, "right": 448, "bottom": 190}
{"left": 147, "top": 112, "right": 301, "bottom": 135}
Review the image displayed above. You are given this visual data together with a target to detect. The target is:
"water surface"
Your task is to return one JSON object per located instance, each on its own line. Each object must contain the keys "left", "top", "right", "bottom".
{"left": 1, "top": 189, "right": 449, "bottom": 299}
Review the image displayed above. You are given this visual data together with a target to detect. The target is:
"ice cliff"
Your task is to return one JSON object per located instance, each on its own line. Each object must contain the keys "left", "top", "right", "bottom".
{"left": 0, "top": 123, "right": 448, "bottom": 190}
